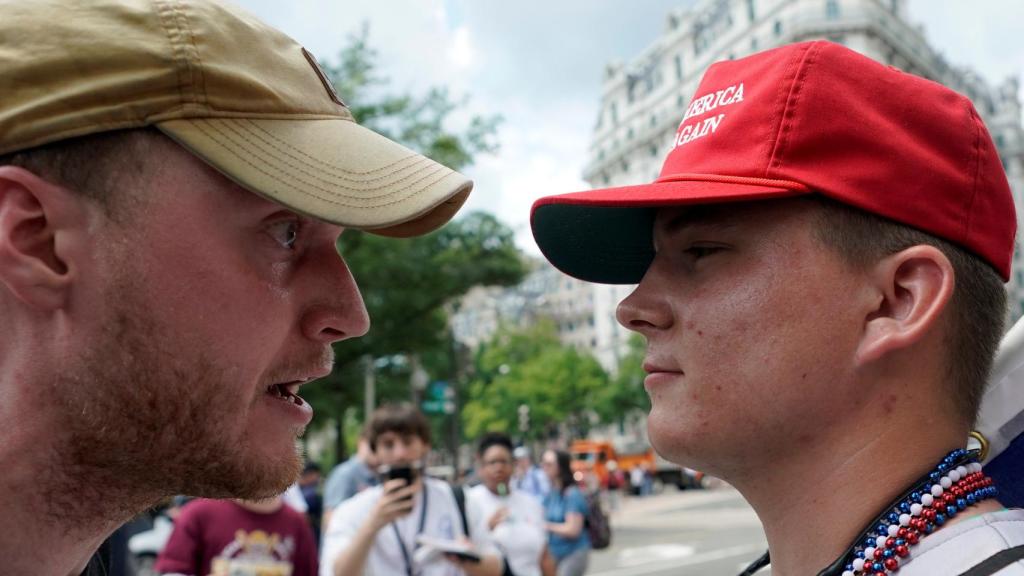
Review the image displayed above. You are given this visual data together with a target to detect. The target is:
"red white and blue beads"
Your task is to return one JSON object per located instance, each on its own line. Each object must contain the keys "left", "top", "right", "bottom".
{"left": 840, "top": 449, "right": 998, "bottom": 576}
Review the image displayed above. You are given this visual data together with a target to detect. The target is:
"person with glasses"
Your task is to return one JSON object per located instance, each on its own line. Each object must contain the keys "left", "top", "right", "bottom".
{"left": 467, "top": 433, "right": 553, "bottom": 576}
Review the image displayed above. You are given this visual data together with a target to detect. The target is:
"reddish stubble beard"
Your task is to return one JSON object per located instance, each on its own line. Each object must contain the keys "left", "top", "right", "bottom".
{"left": 44, "top": 272, "right": 304, "bottom": 524}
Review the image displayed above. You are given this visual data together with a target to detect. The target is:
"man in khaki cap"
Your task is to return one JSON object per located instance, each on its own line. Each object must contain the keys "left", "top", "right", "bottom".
{"left": 0, "top": 1, "right": 475, "bottom": 574}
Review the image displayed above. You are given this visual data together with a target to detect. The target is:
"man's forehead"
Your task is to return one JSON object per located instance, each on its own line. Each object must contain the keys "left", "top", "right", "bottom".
{"left": 654, "top": 204, "right": 739, "bottom": 232}
{"left": 653, "top": 198, "right": 814, "bottom": 235}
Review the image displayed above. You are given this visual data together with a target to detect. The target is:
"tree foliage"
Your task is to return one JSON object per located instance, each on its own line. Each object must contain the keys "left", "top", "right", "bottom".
{"left": 462, "top": 321, "right": 612, "bottom": 442}
{"left": 321, "top": 23, "right": 501, "bottom": 171}
{"left": 593, "top": 334, "right": 650, "bottom": 425}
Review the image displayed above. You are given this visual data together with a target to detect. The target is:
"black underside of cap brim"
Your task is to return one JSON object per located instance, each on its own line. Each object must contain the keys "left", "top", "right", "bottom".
{"left": 532, "top": 203, "right": 656, "bottom": 285}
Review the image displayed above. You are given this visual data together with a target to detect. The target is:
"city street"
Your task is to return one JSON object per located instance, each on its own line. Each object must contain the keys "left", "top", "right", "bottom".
{"left": 590, "top": 486, "right": 769, "bottom": 576}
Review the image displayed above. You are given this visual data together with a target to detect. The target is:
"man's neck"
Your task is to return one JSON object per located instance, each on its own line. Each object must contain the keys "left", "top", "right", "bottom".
{"left": 732, "top": 424, "right": 973, "bottom": 575}
{"left": 0, "top": 426, "right": 157, "bottom": 575}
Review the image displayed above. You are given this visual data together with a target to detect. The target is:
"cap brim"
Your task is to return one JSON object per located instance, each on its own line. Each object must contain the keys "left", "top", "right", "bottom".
{"left": 157, "top": 117, "right": 471, "bottom": 238}
{"left": 531, "top": 180, "right": 807, "bottom": 284}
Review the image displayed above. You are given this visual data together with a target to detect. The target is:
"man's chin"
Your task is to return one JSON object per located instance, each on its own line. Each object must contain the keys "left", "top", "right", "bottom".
{"left": 180, "top": 446, "right": 303, "bottom": 500}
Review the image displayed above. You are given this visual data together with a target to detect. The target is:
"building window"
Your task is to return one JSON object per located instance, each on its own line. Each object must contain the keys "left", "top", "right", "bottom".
{"left": 611, "top": 102, "right": 618, "bottom": 125}
{"left": 751, "top": 37, "right": 758, "bottom": 51}
{"left": 650, "top": 144, "right": 658, "bottom": 157}
{"left": 826, "top": 0, "right": 840, "bottom": 20}
{"left": 746, "top": 0, "right": 756, "bottom": 22}
{"left": 677, "top": 94, "right": 685, "bottom": 108}
{"left": 650, "top": 114, "right": 657, "bottom": 127}
{"left": 627, "top": 127, "right": 634, "bottom": 140}
{"left": 674, "top": 54, "right": 683, "bottom": 82}
{"left": 621, "top": 160, "right": 630, "bottom": 172}
{"left": 774, "top": 20, "right": 782, "bottom": 37}
{"left": 995, "top": 133, "right": 1005, "bottom": 148}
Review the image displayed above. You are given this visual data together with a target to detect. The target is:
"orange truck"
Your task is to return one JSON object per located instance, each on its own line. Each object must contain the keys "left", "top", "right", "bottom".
{"left": 569, "top": 439, "right": 702, "bottom": 491}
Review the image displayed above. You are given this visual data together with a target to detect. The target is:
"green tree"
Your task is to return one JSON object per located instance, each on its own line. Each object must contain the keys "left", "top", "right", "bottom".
{"left": 322, "top": 23, "right": 501, "bottom": 170}
{"left": 302, "top": 27, "right": 523, "bottom": 463}
{"left": 462, "top": 321, "right": 611, "bottom": 442}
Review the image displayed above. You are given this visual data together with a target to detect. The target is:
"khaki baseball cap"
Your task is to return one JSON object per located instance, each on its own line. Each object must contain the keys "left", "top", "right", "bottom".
{"left": 0, "top": 0, "right": 471, "bottom": 237}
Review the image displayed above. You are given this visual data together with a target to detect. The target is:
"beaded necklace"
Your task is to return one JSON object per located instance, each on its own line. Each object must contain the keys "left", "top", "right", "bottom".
{"left": 738, "top": 448, "right": 998, "bottom": 576}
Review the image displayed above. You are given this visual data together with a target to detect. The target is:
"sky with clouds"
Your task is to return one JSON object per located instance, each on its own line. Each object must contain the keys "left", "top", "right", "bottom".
{"left": 234, "top": 0, "right": 1024, "bottom": 253}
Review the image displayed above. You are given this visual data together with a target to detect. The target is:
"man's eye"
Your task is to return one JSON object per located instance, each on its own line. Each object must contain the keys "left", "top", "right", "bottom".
{"left": 268, "top": 220, "right": 300, "bottom": 249}
{"left": 684, "top": 245, "right": 720, "bottom": 259}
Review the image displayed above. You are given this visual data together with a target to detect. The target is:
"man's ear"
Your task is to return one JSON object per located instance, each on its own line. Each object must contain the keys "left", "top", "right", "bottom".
{"left": 855, "top": 245, "right": 955, "bottom": 366}
{"left": 0, "top": 165, "right": 84, "bottom": 310}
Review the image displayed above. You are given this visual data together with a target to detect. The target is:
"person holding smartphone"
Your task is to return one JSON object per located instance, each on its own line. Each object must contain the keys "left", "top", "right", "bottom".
{"left": 320, "top": 403, "right": 504, "bottom": 576}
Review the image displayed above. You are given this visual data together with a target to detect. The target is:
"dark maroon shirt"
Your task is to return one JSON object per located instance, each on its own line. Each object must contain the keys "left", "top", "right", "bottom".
{"left": 155, "top": 499, "right": 317, "bottom": 576}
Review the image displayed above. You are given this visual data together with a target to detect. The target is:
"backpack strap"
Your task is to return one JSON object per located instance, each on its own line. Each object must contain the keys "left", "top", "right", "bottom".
{"left": 450, "top": 483, "right": 515, "bottom": 576}
{"left": 958, "top": 544, "right": 1024, "bottom": 576}
{"left": 450, "top": 483, "right": 470, "bottom": 537}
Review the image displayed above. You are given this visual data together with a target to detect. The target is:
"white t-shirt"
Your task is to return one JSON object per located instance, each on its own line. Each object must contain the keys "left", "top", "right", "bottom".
{"left": 320, "top": 477, "right": 495, "bottom": 576}
{"left": 466, "top": 484, "right": 547, "bottom": 576}
{"left": 897, "top": 508, "right": 1024, "bottom": 575}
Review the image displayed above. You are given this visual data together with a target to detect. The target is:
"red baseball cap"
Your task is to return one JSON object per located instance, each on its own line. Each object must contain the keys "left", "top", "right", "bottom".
{"left": 531, "top": 41, "right": 1016, "bottom": 283}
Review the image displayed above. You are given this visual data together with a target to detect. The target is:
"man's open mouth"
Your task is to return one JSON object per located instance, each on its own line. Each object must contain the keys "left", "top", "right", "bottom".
{"left": 266, "top": 381, "right": 306, "bottom": 406}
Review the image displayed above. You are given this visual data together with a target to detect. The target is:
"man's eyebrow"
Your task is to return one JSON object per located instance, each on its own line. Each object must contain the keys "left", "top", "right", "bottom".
{"left": 658, "top": 205, "right": 740, "bottom": 235}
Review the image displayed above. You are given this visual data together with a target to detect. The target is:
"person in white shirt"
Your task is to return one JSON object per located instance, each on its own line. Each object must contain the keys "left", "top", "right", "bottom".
{"left": 320, "top": 403, "right": 503, "bottom": 576}
{"left": 511, "top": 447, "right": 550, "bottom": 502}
{"left": 467, "top": 433, "right": 553, "bottom": 576}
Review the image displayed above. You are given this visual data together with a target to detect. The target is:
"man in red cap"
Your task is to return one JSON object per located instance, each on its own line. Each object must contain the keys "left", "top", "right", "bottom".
{"left": 531, "top": 41, "right": 1023, "bottom": 576}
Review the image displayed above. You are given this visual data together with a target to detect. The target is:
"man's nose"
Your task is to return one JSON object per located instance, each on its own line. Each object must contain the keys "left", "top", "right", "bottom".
{"left": 616, "top": 261, "right": 673, "bottom": 334}
{"left": 300, "top": 249, "right": 371, "bottom": 344}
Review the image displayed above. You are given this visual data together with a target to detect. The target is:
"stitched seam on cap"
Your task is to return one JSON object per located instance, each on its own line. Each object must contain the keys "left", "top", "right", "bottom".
{"left": 211, "top": 120, "right": 440, "bottom": 191}
{"left": 242, "top": 119, "right": 430, "bottom": 178}
{"left": 962, "top": 104, "right": 984, "bottom": 246}
{"left": 768, "top": 42, "right": 820, "bottom": 174}
{"left": 194, "top": 120, "right": 452, "bottom": 204}
{"left": 153, "top": 0, "right": 192, "bottom": 108}
{"left": 759, "top": 47, "right": 802, "bottom": 175}
{"left": 169, "top": 0, "right": 198, "bottom": 105}
{"left": 174, "top": 0, "right": 208, "bottom": 108}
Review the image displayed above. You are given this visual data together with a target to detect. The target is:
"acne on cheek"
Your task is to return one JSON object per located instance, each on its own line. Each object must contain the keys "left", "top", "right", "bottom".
{"left": 683, "top": 321, "right": 706, "bottom": 337}
{"left": 882, "top": 393, "right": 899, "bottom": 415}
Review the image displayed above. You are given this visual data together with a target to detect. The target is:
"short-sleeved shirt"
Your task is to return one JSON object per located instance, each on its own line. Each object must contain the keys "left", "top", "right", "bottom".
{"left": 319, "top": 477, "right": 497, "bottom": 576}
{"left": 323, "top": 457, "right": 378, "bottom": 509}
{"left": 542, "top": 486, "right": 590, "bottom": 561}
{"left": 466, "top": 484, "right": 546, "bottom": 576}
{"left": 154, "top": 498, "right": 318, "bottom": 576}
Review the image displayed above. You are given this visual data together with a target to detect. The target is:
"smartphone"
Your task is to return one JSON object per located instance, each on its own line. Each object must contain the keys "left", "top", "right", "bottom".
{"left": 380, "top": 464, "right": 418, "bottom": 501}
{"left": 383, "top": 464, "right": 417, "bottom": 484}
